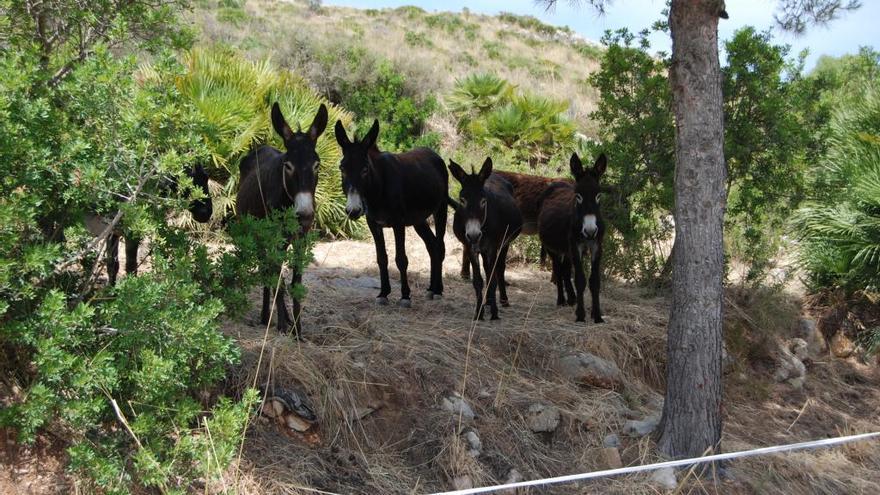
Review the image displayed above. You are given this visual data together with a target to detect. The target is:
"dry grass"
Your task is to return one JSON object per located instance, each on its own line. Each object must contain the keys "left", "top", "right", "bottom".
{"left": 216, "top": 229, "right": 880, "bottom": 494}
{"left": 191, "top": 0, "right": 603, "bottom": 137}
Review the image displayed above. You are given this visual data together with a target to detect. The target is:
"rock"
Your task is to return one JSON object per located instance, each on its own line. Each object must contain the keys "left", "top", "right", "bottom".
{"left": 452, "top": 475, "right": 473, "bottom": 490}
{"left": 527, "top": 403, "right": 561, "bottom": 433}
{"left": 442, "top": 394, "right": 476, "bottom": 421}
{"left": 603, "top": 433, "right": 621, "bottom": 448}
{"left": 464, "top": 430, "right": 482, "bottom": 458}
{"left": 789, "top": 338, "right": 809, "bottom": 361}
{"left": 774, "top": 340, "right": 806, "bottom": 388}
{"left": 602, "top": 447, "right": 623, "bottom": 469}
{"left": 557, "top": 353, "right": 623, "bottom": 389}
{"left": 650, "top": 467, "right": 678, "bottom": 490}
{"left": 798, "top": 317, "right": 817, "bottom": 340}
{"left": 499, "top": 468, "right": 524, "bottom": 494}
{"left": 830, "top": 332, "right": 855, "bottom": 358}
{"left": 623, "top": 415, "right": 660, "bottom": 437}
{"left": 285, "top": 414, "right": 311, "bottom": 432}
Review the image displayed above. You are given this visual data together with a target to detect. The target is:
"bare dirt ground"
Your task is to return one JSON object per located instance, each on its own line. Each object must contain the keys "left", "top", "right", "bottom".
{"left": 224, "top": 232, "right": 880, "bottom": 494}
{"left": 3, "top": 231, "right": 879, "bottom": 494}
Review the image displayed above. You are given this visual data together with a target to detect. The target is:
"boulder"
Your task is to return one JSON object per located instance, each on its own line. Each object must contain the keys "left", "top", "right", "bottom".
{"left": 452, "top": 475, "right": 473, "bottom": 490}
{"left": 602, "top": 447, "right": 623, "bottom": 469}
{"left": 650, "top": 467, "right": 678, "bottom": 490}
{"left": 442, "top": 394, "right": 476, "bottom": 421}
{"left": 830, "top": 332, "right": 856, "bottom": 358}
{"left": 773, "top": 340, "right": 807, "bottom": 389}
{"left": 527, "top": 403, "right": 561, "bottom": 433}
{"left": 623, "top": 415, "right": 660, "bottom": 437}
{"left": 603, "top": 433, "right": 621, "bottom": 448}
{"left": 557, "top": 353, "right": 623, "bottom": 389}
{"left": 464, "top": 430, "right": 482, "bottom": 458}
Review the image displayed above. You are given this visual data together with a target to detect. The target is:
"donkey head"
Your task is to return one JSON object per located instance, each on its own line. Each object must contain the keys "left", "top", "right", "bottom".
{"left": 569, "top": 152, "right": 607, "bottom": 240}
{"left": 449, "top": 157, "right": 493, "bottom": 251}
{"left": 185, "top": 163, "right": 213, "bottom": 223}
{"left": 335, "top": 119, "right": 380, "bottom": 220}
{"left": 271, "top": 102, "right": 329, "bottom": 231}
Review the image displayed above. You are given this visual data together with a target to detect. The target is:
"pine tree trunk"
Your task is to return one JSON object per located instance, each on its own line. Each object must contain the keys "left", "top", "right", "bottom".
{"left": 657, "top": 0, "right": 726, "bottom": 463}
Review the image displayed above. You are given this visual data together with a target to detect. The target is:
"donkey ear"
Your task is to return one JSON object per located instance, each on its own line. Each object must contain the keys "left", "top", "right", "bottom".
{"left": 569, "top": 152, "right": 584, "bottom": 179}
{"left": 309, "top": 104, "right": 329, "bottom": 142}
{"left": 335, "top": 120, "right": 351, "bottom": 147}
{"left": 448, "top": 160, "right": 466, "bottom": 183}
{"left": 478, "top": 157, "right": 493, "bottom": 183}
{"left": 271, "top": 102, "right": 294, "bottom": 141}
{"left": 363, "top": 119, "right": 380, "bottom": 149}
{"left": 593, "top": 153, "right": 607, "bottom": 177}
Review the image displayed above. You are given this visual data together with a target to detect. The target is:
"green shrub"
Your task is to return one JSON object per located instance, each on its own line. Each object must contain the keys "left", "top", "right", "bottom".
{"left": 404, "top": 30, "right": 433, "bottom": 48}
{"left": 0, "top": 48, "right": 262, "bottom": 492}
{"left": 340, "top": 60, "right": 438, "bottom": 152}
{"left": 793, "top": 87, "right": 880, "bottom": 292}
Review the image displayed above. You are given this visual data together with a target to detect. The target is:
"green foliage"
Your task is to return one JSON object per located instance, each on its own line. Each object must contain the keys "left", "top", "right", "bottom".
{"left": 404, "top": 30, "right": 433, "bottom": 48}
{"left": 340, "top": 60, "right": 439, "bottom": 153}
{"left": 722, "top": 27, "right": 817, "bottom": 283}
{"left": 448, "top": 73, "right": 574, "bottom": 166}
{"left": 589, "top": 27, "right": 816, "bottom": 283}
{"left": 498, "top": 12, "right": 571, "bottom": 38}
{"left": 793, "top": 87, "right": 880, "bottom": 292}
{"left": 0, "top": 4, "right": 300, "bottom": 491}
{"left": 171, "top": 46, "right": 359, "bottom": 237}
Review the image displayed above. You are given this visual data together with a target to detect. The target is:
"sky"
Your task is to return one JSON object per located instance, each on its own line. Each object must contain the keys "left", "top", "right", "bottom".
{"left": 324, "top": 0, "right": 880, "bottom": 72}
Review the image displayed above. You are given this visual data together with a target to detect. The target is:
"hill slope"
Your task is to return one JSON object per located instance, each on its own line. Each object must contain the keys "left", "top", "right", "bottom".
{"left": 193, "top": 0, "right": 603, "bottom": 140}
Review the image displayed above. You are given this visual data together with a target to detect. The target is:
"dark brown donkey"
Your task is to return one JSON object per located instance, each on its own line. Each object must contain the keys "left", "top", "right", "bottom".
{"left": 335, "top": 119, "right": 448, "bottom": 306}
{"left": 459, "top": 169, "right": 572, "bottom": 281}
{"left": 538, "top": 153, "right": 607, "bottom": 323}
{"left": 450, "top": 158, "right": 522, "bottom": 320}
{"left": 237, "top": 103, "right": 328, "bottom": 335}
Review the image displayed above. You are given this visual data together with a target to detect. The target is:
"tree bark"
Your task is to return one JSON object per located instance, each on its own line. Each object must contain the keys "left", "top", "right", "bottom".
{"left": 657, "top": 0, "right": 726, "bottom": 464}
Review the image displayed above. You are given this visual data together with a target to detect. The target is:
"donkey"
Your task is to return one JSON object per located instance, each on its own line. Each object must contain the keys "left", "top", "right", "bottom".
{"left": 459, "top": 169, "right": 572, "bottom": 281}
{"left": 538, "top": 153, "right": 607, "bottom": 323}
{"left": 450, "top": 158, "right": 522, "bottom": 320}
{"left": 236, "top": 102, "right": 328, "bottom": 335}
{"left": 86, "top": 164, "right": 213, "bottom": 286}
{"left": 335, "top": 119, "right": 448, "bottom": 306}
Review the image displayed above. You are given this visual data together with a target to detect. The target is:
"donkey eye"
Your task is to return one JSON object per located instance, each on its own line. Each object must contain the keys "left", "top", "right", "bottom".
{"left": 595, "top": 193, "right": 601, "bottom": 204}
{"left": 480, "top": 198, "right": 487, "bottom": 208}
{"left": 460, "top": 197, "right": 467, "bottom": 207}
{"left": 575, "top": 194, "right": 583, "bottom": 204}
{"left": 313, "top": 161, "right": 320, "bottom": 171}
{"left": 361, "top": 167, "right": 369, "bottom": 177}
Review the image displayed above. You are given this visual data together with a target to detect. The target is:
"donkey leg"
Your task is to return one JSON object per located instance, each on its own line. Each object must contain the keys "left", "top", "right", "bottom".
{"left": 498, "top": 244, "right": 511, "bottom": 307}
{"left": 414, "top": 222, "right": 441, "bottom": 298}
{"left": 551, "top": 255, "right": 565, "bottom": 306}
{"left": 561, "top": 257, "right": 576, "bottom": 306}
{"left": 106, "top": 234, "right": 120, "bottom": 286}
{"left": 431, "top": 206, "right": 446, "bottom": 296}
{"left": 589, "top": 245, "right": 604, "bottom": 323}
{"left": 260, "top": 287, "right": 271, "bottom": 325}
{"left": 460, "top": 245, "right": 471, "bottom": 280}
{"left": 481, "top": 249, "right": 500, "bottom": 320}
{"left": 290, "top": 269, "right": 304, "bottom": 337}
{"left": 124, "top": 237, "right": 139, "bottom": 276}
{"left": 368, "top": 218, "right": 391, "bottom": 304}
{"left": 392, "top": 225, "right": 411, "bottom": 307}
{"left": 469, "top": 250, "right": 484, "bottom": 320}
{"left": 571, "top": 247, "right": 587, "bottom": 323}
{"left": 275, "top": 276, "right": 293, "bottom": 334}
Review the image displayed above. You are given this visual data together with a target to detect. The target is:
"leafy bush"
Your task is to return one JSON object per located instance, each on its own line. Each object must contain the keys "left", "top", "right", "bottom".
{"left": 404, "top": 30, "right": 433, "bottom": 48}
{"left": 588, "top": 27, "right": 815, "bottom": 283}
{"left": 340, "top": 60, "right": 439, "bottom": 152}
{"left": 793, "top": 87, "right": 880, "bottom": 292}
{"left": 448, "top": 73, "right": 574, "bottom": 166}
{"left": 0, "top": 44, "right": 268, "bottom": 492}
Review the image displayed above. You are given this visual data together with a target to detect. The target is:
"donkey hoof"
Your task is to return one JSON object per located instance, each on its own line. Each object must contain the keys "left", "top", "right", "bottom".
{"left": 427, "top": 291, "right": 443, "bottom": 300}
{"left": 376, "top": 297, "right": 389, "bottom": 306}
{"left": 398, "top": 298, "right": 412, "bottom": 308}
{"left": 594, "top": 316, "right": 605, "bottom": 324}
{"left": 500, "top": 299, "right": 509, "bottom": 307}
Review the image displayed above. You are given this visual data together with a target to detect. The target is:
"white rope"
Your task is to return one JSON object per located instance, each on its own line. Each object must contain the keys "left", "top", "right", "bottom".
{"left": 430, "top": 431, "right": 880, "bottom": 495}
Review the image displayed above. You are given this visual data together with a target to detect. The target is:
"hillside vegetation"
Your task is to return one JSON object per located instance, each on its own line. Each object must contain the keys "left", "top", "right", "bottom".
{"left": 194, "top": 0, "right": 604, "bottom": 144}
